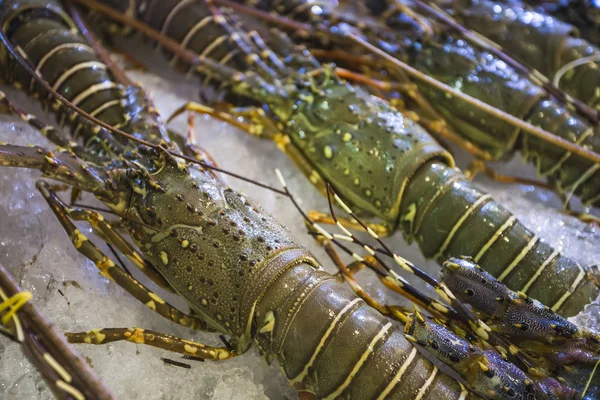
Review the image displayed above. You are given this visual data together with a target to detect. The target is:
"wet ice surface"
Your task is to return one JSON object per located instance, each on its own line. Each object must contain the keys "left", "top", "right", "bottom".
{"left": 1, "top": 49, "right": 600, "bottom": 400}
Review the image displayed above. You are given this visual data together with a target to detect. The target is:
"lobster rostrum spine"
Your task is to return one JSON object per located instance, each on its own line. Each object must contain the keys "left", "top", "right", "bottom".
{"left": 0, "top": 0, "right": 486, "bottom": 398}
{"left": 90, "top": 0, "right": 600, "bottom": 317}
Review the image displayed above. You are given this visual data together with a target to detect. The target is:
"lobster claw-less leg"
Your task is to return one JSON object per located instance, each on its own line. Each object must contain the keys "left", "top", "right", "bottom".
{"left": 0, "top": 144, "right": 110, "bottom": 195}
{"left": 35, "top": 180, "right": 212, "bottom": 332}
{"left": 65, "top": 328, "right": 236, "bottom": 361}
{"left": 318, "top": 237, "right": 410, "bottom": 323}
{"left": 307, "top": 210, "right": 391, "bottom": 237}
{"left": 168, "top": 101, "right": 279, "bottom": 140}
{"left": 167, "top": 125, "right": 223, "bottom": 183}
{"left": 49, "top": 194, "right": 174, "bottom": 293}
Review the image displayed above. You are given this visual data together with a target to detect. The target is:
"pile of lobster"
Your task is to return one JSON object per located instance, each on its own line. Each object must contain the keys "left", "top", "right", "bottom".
{"left": 1, "top": 0, "right": 600, "bottom": 398}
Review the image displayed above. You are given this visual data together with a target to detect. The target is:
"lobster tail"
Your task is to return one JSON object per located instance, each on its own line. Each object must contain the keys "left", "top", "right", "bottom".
{"left": 399, "top": 160, "right": 599, "bottom": 317}
{"left": 255, "top": 262, "right": 473, "bottom": 399}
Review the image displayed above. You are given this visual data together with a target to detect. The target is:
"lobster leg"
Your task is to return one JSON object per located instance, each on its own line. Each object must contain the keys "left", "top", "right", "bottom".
{"left": 0, "top": 91, "right": 111, "bottom": 163}
{"left": 0, "top": 92, "right": 80, "bottom": 153}
{"left": 168, "top": 102, "right": 276, "bottom": 139}
{"left": 464, "top": 159, "right": 554, "bottom": 190}
{"left": 65, "top": 328, "right": 236, "bottom": 361}
{"left": 36, "top": 181, "right": 213, "bottom": 332}
{"left": 307, "top": 210, "right": 391, "bottom": 236}
{"left": 319, "top": 237, "right": 411, "bottom": 323}
{"left": 56, "top": 203, "right": 174, "bottom": 292}
{"left": 0, "top": 144, "right": 111, "bottom": 196}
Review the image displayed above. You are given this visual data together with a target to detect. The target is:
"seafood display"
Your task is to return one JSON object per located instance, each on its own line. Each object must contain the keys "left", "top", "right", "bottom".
{"left": 0, "top": 0, "right": 599, "bottom": 398}
{"left": 79, "top": 0, "right": 599, "bottom": 317}
{"left": 0, "top": 0, "right": 484, "bottom": 398}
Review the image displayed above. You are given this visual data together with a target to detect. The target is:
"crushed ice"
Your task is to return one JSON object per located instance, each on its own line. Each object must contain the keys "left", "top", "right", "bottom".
{"left": 0, "top": 42, "right": 599, "bottom": 399}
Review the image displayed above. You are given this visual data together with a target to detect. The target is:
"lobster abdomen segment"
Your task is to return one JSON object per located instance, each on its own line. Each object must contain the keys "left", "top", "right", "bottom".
{"left": 255, "top": 263, "right": 474, "bottom": 399}
{"left": 400, "top": 160, "right": 598, "bottom": 317}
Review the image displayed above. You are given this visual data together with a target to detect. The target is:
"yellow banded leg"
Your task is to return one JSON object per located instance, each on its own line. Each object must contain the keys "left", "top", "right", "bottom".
{"left": 63, "top": 205, "right": 172, "bottom": 292}
{"left": 66, "top": 328, "right": 236, "bottom": 361}
{"left": 167, "top": 102, "right": 278, "bottom": 139}
{"left": 319, "top": 238, "right": 409, "bottom": 323}
{"left": 36, "top": 181, "right": 212, "bottom": 332}
{"left": 0, "top": 91, "right": 103, "bottom": 163}
{"left": 0, "top": 291, "right": 32, "bottom": 327}
{"left": 465, "top": 159, "right": 553, "bottom": 190}
{"left": 307, "top": 210, "right": 390, "bottom": 237}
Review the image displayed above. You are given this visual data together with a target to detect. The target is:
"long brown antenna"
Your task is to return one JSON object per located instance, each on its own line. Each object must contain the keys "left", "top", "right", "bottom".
{"left": 413, "top": 0, "right": 599, "bottom": 124}
{"left": 348, "top": 33, "right": 600, "bottom": 164}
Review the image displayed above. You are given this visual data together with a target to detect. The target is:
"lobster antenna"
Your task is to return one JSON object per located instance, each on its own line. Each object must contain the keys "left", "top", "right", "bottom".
{"left": 582, "top": 359, "right": 600, "bottom": 399}
{"left": 322, "top": 184, "right": 480, "bottom": 324}
{"left": 0, "top": 30, "right": 287, "bottom": 196}
{"left": 0, "top": 263, "right": 116, "bottom": 400}
{"left": 347, "top": 32, "right": 600, "bottom": 164}
{"left": 273, "top": 170, "right": 460, "bottom": 321}
{"left": 213, "top": 0, "right": 312, "bottom": 31}
{"left": 66, "top": 1, "right": 135, "bottom": 87}
{"left": 320, "top": 182, "right": 547, "bottom": 375}
{"left": 413, "top": 0, "right": 599, "bottom": 124}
